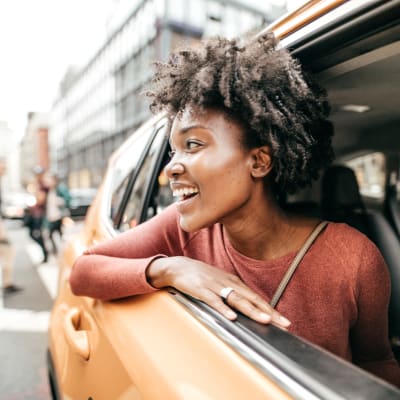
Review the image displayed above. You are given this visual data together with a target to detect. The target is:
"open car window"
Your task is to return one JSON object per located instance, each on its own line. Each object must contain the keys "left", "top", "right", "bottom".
{"left": 108, "top": 126, "right": 155, "bottom": 228}
{"left": 117, "top": 126, "right": 170, "bottom": 231}
{"left": 140, "top": 127, "right": 175, "bottom": 222}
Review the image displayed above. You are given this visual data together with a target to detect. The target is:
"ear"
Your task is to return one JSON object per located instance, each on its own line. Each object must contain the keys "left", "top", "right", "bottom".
{"left": 249, "top": 146, "right": 273, "bottom": 178}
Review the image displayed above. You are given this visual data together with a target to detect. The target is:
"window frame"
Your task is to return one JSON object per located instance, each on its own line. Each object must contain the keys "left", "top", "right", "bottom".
{"left": 116, "top": 123, "right": 169, "bottom": 231}
{"left": 110, "top": 128, "right": 157, "bottom": 230}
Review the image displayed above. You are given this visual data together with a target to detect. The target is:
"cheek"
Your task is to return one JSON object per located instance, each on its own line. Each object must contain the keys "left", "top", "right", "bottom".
{"left": 205, "top": 158, "right": 252, "bottom": 192}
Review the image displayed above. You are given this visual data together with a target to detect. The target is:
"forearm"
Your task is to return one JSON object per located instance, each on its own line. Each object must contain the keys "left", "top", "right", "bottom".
{"left": 69, "top": 254, "right": 160, "bottom": 300}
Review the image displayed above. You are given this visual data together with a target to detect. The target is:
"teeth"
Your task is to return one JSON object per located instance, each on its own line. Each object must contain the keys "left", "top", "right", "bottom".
{"left": 172, "top": 187, "right": 199, "bottom": 198}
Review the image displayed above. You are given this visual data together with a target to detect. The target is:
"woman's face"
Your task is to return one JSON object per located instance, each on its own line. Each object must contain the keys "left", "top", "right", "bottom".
{"left": 165, "top": 108, "right": 262, "bottom": 232}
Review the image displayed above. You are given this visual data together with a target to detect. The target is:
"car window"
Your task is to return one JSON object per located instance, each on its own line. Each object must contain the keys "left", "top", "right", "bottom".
{"left": 110, "top": 174, "right": 131, "bottom": 224}
{"left": 118, "top": 126, "right": 170, "bottom": 232}
{"left": 345, "top": 152, "right": 386, "bottom": 202}
{"left": 142, "top": 134, "right": 175, "bottom": 221}
{"left": 109, "top": 127, "right": 155, "bottom": 227}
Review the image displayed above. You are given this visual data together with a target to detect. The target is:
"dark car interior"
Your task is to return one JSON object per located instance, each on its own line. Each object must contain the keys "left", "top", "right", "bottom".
{"left": 288, "top": 4, "right": 400, "bottom": 354}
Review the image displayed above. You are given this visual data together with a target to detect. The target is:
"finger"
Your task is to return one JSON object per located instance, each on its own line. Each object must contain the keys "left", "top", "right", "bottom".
{"left": 227, "top": 289, "right": 291, "bottom": 328}
{"left": 226, "top": 291, "right": 272, "bottom": 324}
{"left": 270, "top": 311, "right": 291, "bottom": 329}
{"left": 201, "top": 290, "right": 238, "bottom": 321}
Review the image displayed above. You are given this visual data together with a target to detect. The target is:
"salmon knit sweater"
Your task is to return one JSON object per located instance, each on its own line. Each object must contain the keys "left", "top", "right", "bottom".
{"left": 70, "top": 204, "right": 400, "bottom": 386}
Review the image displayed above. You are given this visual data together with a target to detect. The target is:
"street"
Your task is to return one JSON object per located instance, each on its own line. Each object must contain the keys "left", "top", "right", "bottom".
{"left": 1, "top": 219, "right": 75, "bottom": 400}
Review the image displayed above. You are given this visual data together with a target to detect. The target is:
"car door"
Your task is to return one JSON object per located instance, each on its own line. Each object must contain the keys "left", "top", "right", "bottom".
{"left": 48, "top": 118, "right": 165, "bottom": 400}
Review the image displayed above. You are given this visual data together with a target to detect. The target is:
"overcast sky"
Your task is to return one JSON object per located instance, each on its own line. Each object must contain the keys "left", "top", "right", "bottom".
{"left": 0, "top": 0, "right": 111, "bottom": 138}
{"left": 0, "top": 0, "right": 304, "bottom": 141}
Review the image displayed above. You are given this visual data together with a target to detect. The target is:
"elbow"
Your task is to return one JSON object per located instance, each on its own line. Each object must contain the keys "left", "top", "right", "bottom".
{"left": 69, "top": 256, "right": 87, "bottom": 296}
{"left": 69, "top": 254, "right": 110, "bottom": 301}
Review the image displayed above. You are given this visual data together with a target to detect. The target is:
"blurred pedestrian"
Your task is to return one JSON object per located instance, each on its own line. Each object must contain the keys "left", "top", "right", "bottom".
{"left": 0, "top": 214, "right": 22, "bottom": 294}
{"left": 56, "top": 178, "right": 71, "bottom": 212}
{"left": 26, "top": 166, "right": 49, "bottom": 263}
{"left": 45, "top": 174, "right": 65, "bottom": 254}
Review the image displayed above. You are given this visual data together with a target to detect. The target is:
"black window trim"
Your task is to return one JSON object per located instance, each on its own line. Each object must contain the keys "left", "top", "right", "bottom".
{"left": 112, "top": 127, "right": 158, "bottom": 231}
{"left": 285, "top": 0, "right": 400, "bottom": 70}
{"left": 138, "top": 122, "right": 170, "bottom": 224}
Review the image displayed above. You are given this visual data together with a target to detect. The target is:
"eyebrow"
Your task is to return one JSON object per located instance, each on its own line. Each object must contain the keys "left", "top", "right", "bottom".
{"left": 179, "top": 124, "right": 209, "bottom": 134}
{"left": 169, "top": 124, "right": 212, "bottom": 147}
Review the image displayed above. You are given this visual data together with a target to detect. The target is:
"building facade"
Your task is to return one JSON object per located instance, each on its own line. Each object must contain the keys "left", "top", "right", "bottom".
{"left": 0, "top": 121, "right": 22, "bottom": 206}
{"left": 50, "top": 0, "right": 286, "bottom": 189}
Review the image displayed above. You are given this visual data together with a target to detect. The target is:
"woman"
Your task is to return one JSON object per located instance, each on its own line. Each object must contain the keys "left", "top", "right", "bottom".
{"left": 0, "top": 214, "right": 22, "bottom": 293}
{"left": 70, "top": 33, "right": 400, "bottom": 385}
{"left": 44, "top": 174, "right": 65, "bottom": 254}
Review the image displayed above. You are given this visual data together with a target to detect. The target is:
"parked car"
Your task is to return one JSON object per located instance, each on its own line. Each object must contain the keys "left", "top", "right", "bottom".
{"left": 47, "top": 1, "right": 400, "bottom": 399}
{"left": 1, "top": 191, "right": 35, "bottom": 220}
{"left": 68, "top": 188, "right": 97, "bottom": 218}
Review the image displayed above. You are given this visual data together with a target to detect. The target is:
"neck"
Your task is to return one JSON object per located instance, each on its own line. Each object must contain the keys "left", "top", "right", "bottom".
{"left": 222, "top": 192, "right": 315, "bottom": 261}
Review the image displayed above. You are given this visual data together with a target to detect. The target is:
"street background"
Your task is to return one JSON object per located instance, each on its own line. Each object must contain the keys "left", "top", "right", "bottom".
{"left": 1, "top": 219, "right": 79, "bottom": 399}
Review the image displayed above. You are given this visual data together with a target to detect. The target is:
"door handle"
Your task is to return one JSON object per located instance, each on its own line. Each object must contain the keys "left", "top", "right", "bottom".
{"left": 64, "top": 308, "right": 90, "bottom": 360}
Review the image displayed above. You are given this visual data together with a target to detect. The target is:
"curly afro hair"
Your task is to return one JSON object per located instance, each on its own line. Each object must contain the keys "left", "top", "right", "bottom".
{"left": 147, "top": 32, "right": 334, "bottom": 195}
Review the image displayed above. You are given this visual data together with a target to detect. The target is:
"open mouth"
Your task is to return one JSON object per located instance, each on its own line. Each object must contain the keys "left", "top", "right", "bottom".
{"left": 172, "top": 187, "right": 199, "bottom": 202}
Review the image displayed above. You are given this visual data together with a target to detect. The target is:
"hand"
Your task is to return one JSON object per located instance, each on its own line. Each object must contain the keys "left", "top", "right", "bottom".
{"left": 147, "top": 256, "right": 291, "bottom": 329}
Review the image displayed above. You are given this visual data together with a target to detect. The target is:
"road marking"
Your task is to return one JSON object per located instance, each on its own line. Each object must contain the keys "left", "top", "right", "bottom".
{"left": 0, "top": 244, "right": 56, "bottom": 333}
{"left": 26, "top": 242, "right": 45, "bottom": 265}
{"left": 0, "top": 260, "right": 3, "bottom": 308}
{"left": 0, "top": 308, "right": 50, "bottom": 332}
{"left": 37, "top": 263, "right": 59, "bottom": 300}
{"left": 26, "top": 243, "right": 59, "bottom": 299}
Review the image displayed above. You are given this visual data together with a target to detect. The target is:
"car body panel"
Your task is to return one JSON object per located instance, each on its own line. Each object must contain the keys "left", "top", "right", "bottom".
{"left": 50, "top": 250, "right": 291, "bottom": 399}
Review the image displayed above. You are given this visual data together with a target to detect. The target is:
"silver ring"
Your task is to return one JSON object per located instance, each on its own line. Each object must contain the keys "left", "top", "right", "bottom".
{"left": 220, "top": 287, "right": 234, "bottom": 300}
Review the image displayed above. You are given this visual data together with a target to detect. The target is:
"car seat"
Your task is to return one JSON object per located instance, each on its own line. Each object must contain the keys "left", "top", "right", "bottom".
{"left": 321, "top": 165, "right": 400, "bottom": 348}
{"left": 384, "top": 179, "right": 400, "bottom": 239}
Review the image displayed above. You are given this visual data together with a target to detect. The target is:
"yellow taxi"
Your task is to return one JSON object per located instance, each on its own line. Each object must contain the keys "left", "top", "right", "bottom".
{"left": 48, "top": 1, "right": 400, "bottom": 398}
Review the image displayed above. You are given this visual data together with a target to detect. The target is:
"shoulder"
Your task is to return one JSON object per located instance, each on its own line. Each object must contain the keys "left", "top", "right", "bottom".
{"left": 323, "top": 222, "right": 379, "bottom": 257}
{"left": 321, "top": 222, "right": 388, "bottom": 281}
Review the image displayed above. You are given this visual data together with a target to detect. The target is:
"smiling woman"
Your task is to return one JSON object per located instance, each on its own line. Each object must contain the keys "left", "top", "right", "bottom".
{"left": 69, "top": 32, "right": 400, "bottom": 386}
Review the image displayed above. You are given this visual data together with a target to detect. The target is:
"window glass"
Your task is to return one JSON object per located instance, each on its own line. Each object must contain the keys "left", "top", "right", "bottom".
{"left": 144, "top": 137, "right": 174, "bottom": 221}
{"left": 345, "top": 152, "right": 386, "bottom": 200}
{"left": 108, "top": 128, "right": 154, "bottom": 225}
{"left": 152, "top": 162, "right": 174, "bottom": 216}
{"left": 118, "top": 126, "right": 167, "bottom": 231}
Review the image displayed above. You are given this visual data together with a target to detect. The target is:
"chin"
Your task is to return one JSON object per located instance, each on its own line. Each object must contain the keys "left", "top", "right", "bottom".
{"left": 178, "top": 215, "right": 198, "bottom": 233}
{"left": 178, "top": 214, "right": 214, "bottom": 233}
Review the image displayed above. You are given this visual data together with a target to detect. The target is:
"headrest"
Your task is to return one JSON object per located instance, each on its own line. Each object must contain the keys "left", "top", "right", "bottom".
{"left": 321, "top": 165, "right": 364, "bottom": 212}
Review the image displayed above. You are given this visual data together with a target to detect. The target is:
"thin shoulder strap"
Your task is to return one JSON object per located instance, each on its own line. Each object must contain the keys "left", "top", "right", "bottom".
{"left": 270, "top": 221, "right": 329, "bottom": 309}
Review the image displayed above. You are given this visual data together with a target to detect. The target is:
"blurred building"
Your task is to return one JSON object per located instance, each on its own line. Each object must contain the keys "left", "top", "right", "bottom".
{"left": 20, "top": 112, "right": 50, "bottom": 186}
{"left": 50, "top": 0, "right": 287, "bottom": 189}
{"left": 0, "top": 121, "right": 22, "bottom": 207}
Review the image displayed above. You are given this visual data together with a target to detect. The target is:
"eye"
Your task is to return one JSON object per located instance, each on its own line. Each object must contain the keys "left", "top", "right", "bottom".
{"left": 185, "top": 139, "right": 202, "bottom": 151}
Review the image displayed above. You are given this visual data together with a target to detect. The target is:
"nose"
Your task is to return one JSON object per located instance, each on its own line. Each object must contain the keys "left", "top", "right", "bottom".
{"left": 165, "top": 157, "right": 185, "bottom": 179}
